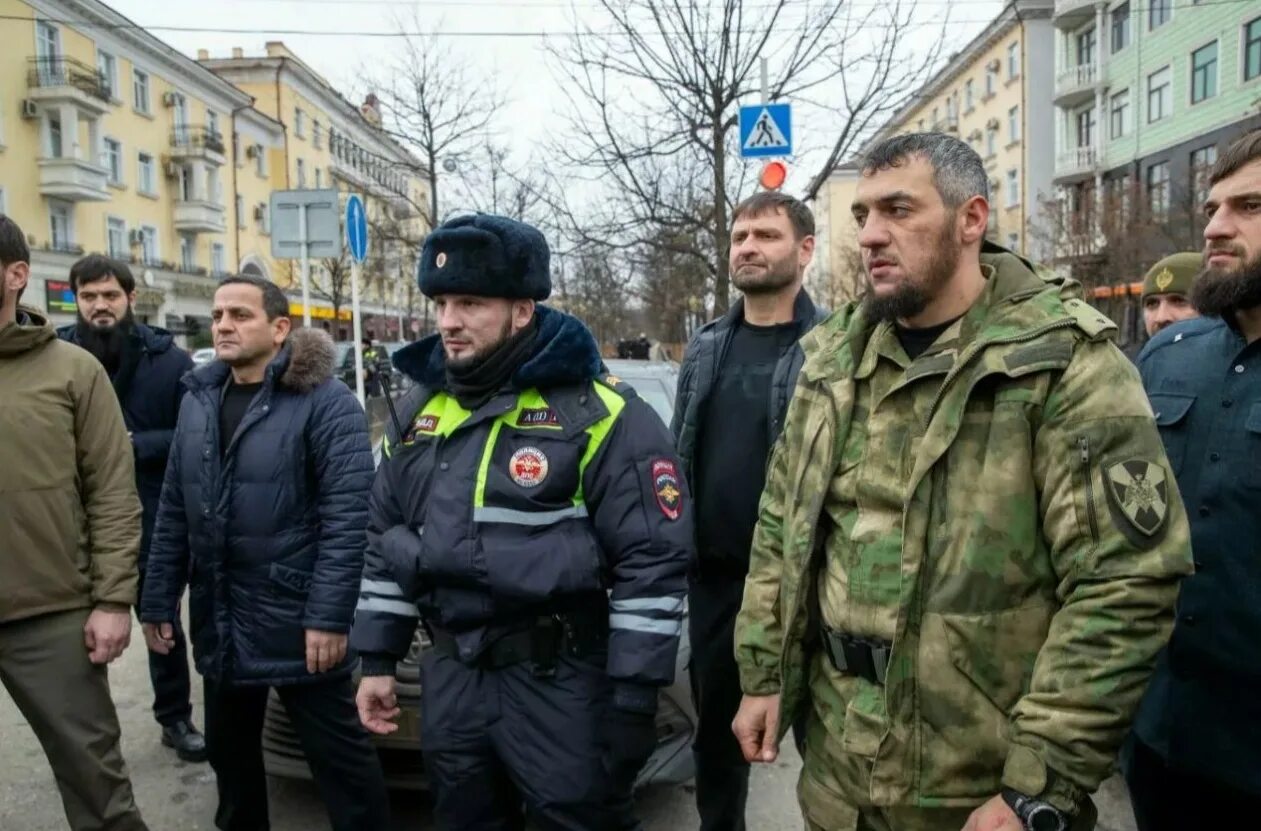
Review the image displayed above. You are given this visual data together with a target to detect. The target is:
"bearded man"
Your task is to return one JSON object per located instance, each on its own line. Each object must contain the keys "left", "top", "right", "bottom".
{"left": 1128, "top": 128, "right": 1261, "bottom": 830}
{"left": 731, "top": 132, "right": 1192, "bottom": 831}
{"left": 670, "top": 191, "right": 827, "bottom": 831}
{"left": 57, "top": 254, "right": 203, "bottom": 762}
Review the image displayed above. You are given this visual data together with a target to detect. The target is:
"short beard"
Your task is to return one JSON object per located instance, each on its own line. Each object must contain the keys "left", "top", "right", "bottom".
{"left": 1191, "top": 249, "right": 1261, "bottom": 318}
{"left": 732, "top": 250, "right": 799, "bottom": 296}
{"left": 446, "top": 317, "right": 513, "bottom": 372}
{"left": 862, "top": 220, "right": 960, "bottom": 323}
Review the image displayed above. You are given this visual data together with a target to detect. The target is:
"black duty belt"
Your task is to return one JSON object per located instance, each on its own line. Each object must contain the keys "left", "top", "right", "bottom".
{"left": 822, "top": 628, "right": 892, "bottom": 686}
{"left": 430, "top": 613, "right": 607, "bottom": 678}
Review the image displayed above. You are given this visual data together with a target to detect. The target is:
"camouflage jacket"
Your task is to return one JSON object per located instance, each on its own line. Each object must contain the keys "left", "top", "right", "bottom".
{"left": 734, "top": 250, "right": 1193, "bottom": 812}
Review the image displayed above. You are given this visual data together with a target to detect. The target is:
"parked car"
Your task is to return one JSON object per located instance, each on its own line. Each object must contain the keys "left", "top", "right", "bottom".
{"left": 262, "top": 358, "right": 694, "bottom": 790}
{"left": 332, "top": 341, "right": 412, "bottom": 394}
{"left": 190, "top": 347, "right": 216, "bottom": 367}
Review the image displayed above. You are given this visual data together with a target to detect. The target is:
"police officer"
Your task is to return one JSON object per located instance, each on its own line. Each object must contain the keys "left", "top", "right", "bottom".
{"left": 352, "top": 213, "right": 694, "bottom": 831}
{"left": 1140, "top": 252, "right": 1201, "bottom": 339}
{"left": 731, "top": 133, "right": 1192, "bottom": 831}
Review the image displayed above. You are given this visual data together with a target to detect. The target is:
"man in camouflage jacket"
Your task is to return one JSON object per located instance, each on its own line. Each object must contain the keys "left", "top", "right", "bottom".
{"left": 732, "top": 134, "right": 1193, "bottom": 831}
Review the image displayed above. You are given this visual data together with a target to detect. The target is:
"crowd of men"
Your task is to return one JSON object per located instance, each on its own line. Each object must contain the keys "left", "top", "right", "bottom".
{"left": 0, "top": 126, "right": 1258, "bottom": 831}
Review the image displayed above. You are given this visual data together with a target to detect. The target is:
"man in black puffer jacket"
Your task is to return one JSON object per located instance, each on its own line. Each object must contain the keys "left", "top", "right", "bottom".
{"left": 58, "top": 254, "right": 203, "bottom": 763}
{"left": 140, "top": 275, "right": 387, "bottom": 831}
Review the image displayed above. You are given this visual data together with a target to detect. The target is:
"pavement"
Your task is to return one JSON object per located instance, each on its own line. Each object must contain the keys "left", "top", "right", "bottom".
{"left": 0, "top": 620, "right": 1140, "bottom": 831}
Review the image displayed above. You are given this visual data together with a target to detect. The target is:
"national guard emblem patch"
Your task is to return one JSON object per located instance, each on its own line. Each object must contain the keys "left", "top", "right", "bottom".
{"left": 652, "top": 459, "right": 682, "bottom": 521}
{"left": 509, "top": 447, "right": 549, "bottom": 488}
{"left": 1104, "top": 459, "right": 1169, "bottom": 536}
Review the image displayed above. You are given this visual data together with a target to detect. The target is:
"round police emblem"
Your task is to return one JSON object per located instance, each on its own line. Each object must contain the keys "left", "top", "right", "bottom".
{"left": 509, "top": 447, "right": 549, "bottom": 488}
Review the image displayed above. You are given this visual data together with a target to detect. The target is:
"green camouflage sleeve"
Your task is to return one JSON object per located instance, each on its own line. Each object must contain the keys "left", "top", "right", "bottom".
{"left": 735, "top": 429, "right": 789, "bottom": 696}
{"left": 1008, "top": 338, "right": 1193, "bottom": 811}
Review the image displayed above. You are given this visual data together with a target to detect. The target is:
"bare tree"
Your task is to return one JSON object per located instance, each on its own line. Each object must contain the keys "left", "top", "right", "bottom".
{"left": 555, "top": 243, "right": 634, "bottom": 348}
{"left": 547, "top": 0, "right": 941, "bottom": 316}
{"left": 309, "top": 246, "right": 353, "bottom": 322}
{"left": 372, "top": 17, "right": 505, "bottom": 228}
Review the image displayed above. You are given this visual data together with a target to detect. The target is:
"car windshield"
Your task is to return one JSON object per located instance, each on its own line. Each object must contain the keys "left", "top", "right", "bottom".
{"left": 605, "top": 361, "right": 676, "bottom": 424}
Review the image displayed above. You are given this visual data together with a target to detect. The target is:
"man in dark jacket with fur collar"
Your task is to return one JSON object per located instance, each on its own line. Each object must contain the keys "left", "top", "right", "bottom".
{"left": 140, "top": 275, "right": 387, "bottom": 831}
{"left": 352, "top": 213, "right": 694, "bottom": 830}
{"left": 58, "top": 254, "right": 203, "bottom": 762}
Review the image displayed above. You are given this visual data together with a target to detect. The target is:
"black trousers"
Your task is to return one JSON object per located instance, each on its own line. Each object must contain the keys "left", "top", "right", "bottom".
{"left": 419, "top": 650, "right": 640, "bottom": 831}
{"left": 203, "top": 676, "right": 389, "bottom": 831}
{"left": 136, "top": 567, "right": 192, "bottom": 727}
{"left": 688, "top": 576, "right": 750, "bottom": 831}
{"left": 1126, "top": 738, "right": 1261, "bottom": 831}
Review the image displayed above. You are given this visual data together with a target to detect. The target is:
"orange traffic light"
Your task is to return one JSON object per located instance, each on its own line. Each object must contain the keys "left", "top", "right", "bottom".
{"left": 759, "top": 160, "right": 788, "bottom": 190}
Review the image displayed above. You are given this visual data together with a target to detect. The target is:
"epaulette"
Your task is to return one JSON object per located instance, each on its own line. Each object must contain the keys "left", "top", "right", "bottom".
{"left": 596, "top": 373, "right": 639, "bottom": 401}
{"left": 1063, "top": 298, "right": 1116, "bottom": 341}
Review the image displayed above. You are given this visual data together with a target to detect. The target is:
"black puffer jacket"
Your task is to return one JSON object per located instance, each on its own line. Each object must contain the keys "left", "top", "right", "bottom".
{"left": 141, "top": 329, "right": 374, "bottom": 685}
{"left": 58, "top": 323, "right": 193, "bottom": 562}
{"left": 671, "top": 289, "right": 827, "bottom": 481}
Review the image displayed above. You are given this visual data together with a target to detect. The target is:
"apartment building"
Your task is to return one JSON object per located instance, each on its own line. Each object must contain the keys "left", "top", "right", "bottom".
{"left": 803, "top": 163, "right": 862, "bottom": 308}
{"left": 1051, "top": 0, "right": 1261, "bottom": 270}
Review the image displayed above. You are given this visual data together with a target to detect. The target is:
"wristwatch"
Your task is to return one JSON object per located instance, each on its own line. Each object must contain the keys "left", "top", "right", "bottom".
{"left": 1001, "top": 787, "right": 1069, "bottom": 831}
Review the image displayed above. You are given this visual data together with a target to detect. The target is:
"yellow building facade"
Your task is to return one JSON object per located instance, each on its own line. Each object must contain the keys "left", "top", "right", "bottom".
{"left": 809, "top": 0, "right": 1058, "bottom": 301}
{"left": 0, "top": 2, "right": 429, "bottom": 342}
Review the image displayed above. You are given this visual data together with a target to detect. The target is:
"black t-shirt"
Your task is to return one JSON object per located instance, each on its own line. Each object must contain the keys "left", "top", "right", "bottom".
{"left": 694, "top": 320, "right": 800, "bottom": 574}
{"left": 895, "top": 314, "right": 963, "bottom": 360}
{"left": 219, "top": 380, "right": 263, "bottom": 458}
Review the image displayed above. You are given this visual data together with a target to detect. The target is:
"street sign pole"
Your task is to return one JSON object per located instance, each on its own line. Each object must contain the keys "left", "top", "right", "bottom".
{"left": 299, "top": 204, "right": 311, "bottom": 328}
{"left": 760, "top": 57, "right": 768, "bottom": 104}
{"left": 345, "top": 194, "right": 370, "bottom": 409}
{"left": 350, "top": 260, "right": 365, "bottom": 407}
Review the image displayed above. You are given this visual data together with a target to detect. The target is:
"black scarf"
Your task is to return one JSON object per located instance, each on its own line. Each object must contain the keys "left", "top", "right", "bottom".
{"left": 446, "top": 317, "right": 539, "bottom": 409}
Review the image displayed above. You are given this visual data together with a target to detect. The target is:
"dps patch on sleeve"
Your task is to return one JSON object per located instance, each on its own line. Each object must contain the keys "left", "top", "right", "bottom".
{"left": 1104, "top": 459, "right": 1169, "bottom": 542}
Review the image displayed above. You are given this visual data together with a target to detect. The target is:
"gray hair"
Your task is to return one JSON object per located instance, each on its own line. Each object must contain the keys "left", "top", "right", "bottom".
{"left": 861, "top": 132, "right": 989, "bottom": 207}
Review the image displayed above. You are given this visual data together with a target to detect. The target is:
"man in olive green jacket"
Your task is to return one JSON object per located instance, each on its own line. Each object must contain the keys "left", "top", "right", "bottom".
{"left": 732, "top": 135, "right": 1192, "bottom": 831}
{"left": 0, "top": 215, "right": 149, "bottom": 831}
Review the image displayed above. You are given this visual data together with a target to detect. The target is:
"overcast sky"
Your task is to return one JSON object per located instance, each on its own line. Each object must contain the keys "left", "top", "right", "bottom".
{"left": 101, "top": 0, "right": 1005, "bottom": 204}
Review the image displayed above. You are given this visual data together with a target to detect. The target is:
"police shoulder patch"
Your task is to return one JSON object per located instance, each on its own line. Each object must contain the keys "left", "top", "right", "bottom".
{"left": 1104, "top": 459, "right": 1169, "bottom": 537}
{"left": 652, "top": 458, "right": 683, "bottom": 521}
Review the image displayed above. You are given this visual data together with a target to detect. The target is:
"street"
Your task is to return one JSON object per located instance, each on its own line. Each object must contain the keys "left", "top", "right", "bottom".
{"left": 0, "top": 621, "right": 1140, "bottom": 831}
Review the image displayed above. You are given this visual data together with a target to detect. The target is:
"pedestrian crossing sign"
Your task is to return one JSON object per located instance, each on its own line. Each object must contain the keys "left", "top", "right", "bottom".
{"left": 739, "top": 103, "right": 792, "bottom": 159}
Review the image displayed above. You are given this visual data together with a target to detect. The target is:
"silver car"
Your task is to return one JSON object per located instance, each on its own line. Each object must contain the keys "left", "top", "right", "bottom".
{"left": 262, "top": 359, "right": 696, "bottom": 790}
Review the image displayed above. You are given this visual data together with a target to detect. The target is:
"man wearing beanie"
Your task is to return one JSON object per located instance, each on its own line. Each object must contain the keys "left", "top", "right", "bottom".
{"left": 352, "top": 213, "right": 695, "bottom": 830}
{"left": 1141, "top": 252, "right": 1201, "bottom": 338}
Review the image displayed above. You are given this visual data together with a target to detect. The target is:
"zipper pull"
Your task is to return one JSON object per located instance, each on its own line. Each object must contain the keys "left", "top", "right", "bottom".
{"left": 1078, "top": 435, "right": 1089, "bottom": 463}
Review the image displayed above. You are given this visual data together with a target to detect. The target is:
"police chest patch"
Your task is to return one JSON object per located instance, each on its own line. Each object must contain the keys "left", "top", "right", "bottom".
{"left": 414, "top": 414, "right": 440, "bottom": 433}
{"left": 509, "top": 447, "right": 549, "bottom": 488}
{"left": 1104, "top": 459, "right": 1169, "bottom": 536}
{"left": 517, "top": 408, "right": 559, "bottom": 427}
{"left": 652, "top": 459, "right": 682, "bottom": 521}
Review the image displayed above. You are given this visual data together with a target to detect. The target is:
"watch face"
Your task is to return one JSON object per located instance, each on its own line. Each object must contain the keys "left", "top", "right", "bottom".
{"left": 1027, "top": 804, "right": 1066, "bottom": 831}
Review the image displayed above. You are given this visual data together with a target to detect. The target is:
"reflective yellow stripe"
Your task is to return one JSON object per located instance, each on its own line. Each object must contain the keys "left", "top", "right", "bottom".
{"left": 473, "top": 419, "right": 504, "bottom": 509}
{"left": 574, "top": 383, "right": 626, "bottom": 506}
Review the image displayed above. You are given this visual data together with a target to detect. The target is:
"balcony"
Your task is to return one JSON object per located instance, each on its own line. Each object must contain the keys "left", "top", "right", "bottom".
{"left": 38, "top": 157, "right": 109, "bottom": 201}
{"left": 173, "top": 200, "right": 227, "bottom": 234}
{"left": 1054, "top": 63, "right": 1099, "bottom": 107}
{"left": 1054, "top": 0, "right": 1102, "bottom": 30}
{"left": 26, "top": 56, "right": 110, "bottom": 116}
{"left": 932, "top": 114, "right": 960, "bottom": 133}
{"left": 1054, "top": 146, "right": 1099, "bottom": 182}
{"left": 170, "top": 126, "right": 227, "bottom": 167}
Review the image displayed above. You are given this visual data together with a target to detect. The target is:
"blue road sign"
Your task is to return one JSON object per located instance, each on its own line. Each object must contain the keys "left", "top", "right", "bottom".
{"left": 346, "top": 194, "right": 369, "bottom": 263}
{"left": 739, "top": 103, "right": 792, "bottom": 159}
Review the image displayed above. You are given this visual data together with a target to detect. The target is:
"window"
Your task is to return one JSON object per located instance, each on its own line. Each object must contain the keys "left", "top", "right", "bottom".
{"left": 1247, "top": 17, "right": 1261, "bottom": 82}
{"left": 133, "top": 68, "right": 150, "bottom": 114}
{"left": 1075, "top": 106, "right": 1096, "bottom": 148}
{"left": 138, "top": 152, "right": 155, "bottom": 195}
{"left": 985, "top": 65, "right": 997, "bottom": 98}
{"left": 1007, "top": 42, "right": 1020, "bottom": 80}
{"left": 179, "top": 235, "right": 195, "bottom": 272}
{"left": 103, "top": 138, "right": 122, "bottom": 184}
{"left": 49, "top": 202, "right": 72, "bottom": 250}
{"left": 1111, "top": 3, "right": 1131, "bottom": 53}
{"left": 1006, "top": 169, "right": 1020, "bottom": 206}
{"left": 965, "top": 79, "right": 974, "bottom": 111}
{"left": 313, "top": 119, "right": 322, "bottom": 149}
{"left": 1076, "top": 26, "right": 1096, "bottom": 66}
{"left": 106, "top": 217, "right": 126, "bottom": 258}
{"left": 932, "top": 106, "right": 939, "bottom": 127}
{"left": 236, "top": 194, "right": 246, "bottom": 229}
{"left": 96, "top": 50, "right": 117, "bottom": 98}
{"left": 1008, "top": 106, "right": 1021, "bottom": 142}
{"left": 255, "top": 146, "right": 266, "bottom": 177}
{"left": 1147, "top": 67, "right": 1171, "bottom": 122}
{"left": 0, "top": 188, "right": 6, "bottom": 215}
{"left": 1191, "top": 145, "right": 1218, "bottom": 204}
{"left": 986, "top": 126, "right": 998, "bottom": 157}
{"left": 212, "top": 243, "right": 226, "bottom": 276}
{"left": 1191, "top": 41, "right": 1218, "bottom": 104}
{"left": 171, "top": 93, "right": 189, "bottom": 129}
{"left": 295, "top": 108, "right": 306, "bottom": 138}
{"left": 36, "top": 21, "right": 60, "bottom": 61}
{"left": 48, "top": 113, "right": 63, "bottom": 158}
{"left": 1110, "top": 89, "right": 1130, "bottom": 139}
{"left": 208, "top": 111, "right": 220, "bottom": 141}
{"left": 297, "top": 158, "right": 307, "bottom": 188}
{"left": 315, "top": 167, "right": 322, "bottom": 188}
{"left": 1146, "top": 162, "right": 1170, "bottom": 219}
{"left": 1149, "top": 0, "right": 1170, "bottom": 30}
{"left": 140, "top": 226, "right": 158, "bottom": 265}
